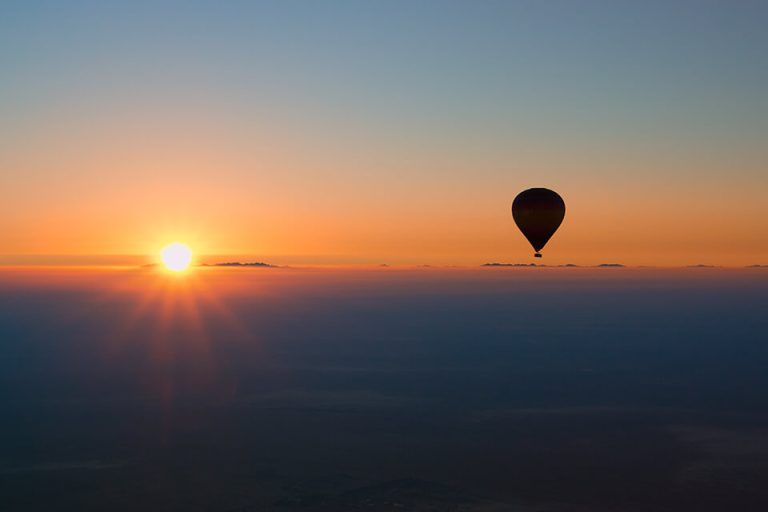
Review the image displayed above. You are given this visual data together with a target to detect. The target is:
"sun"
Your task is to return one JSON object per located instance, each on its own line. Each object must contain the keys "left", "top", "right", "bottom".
{"left": 160, "top": 242, "right": 193, "bottom": 272}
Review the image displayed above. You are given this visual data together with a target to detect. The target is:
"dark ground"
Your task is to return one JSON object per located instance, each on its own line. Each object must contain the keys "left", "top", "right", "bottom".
{"left": 1, "top": 267, "right": 767, "bottom": 511}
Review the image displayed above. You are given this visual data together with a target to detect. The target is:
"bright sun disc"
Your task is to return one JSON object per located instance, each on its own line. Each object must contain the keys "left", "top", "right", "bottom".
{"left": 160, "top": 243, "right": 193, "bottom": 272}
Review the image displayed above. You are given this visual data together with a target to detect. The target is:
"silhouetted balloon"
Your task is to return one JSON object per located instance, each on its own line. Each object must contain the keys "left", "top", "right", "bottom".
{"left": 512, "top": 188, "right": 565, "bottom": 258}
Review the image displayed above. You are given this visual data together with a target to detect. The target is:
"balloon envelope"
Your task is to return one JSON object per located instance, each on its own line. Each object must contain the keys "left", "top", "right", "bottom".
{"left": 512, "top": 188, "right": 565, "bottom": 256}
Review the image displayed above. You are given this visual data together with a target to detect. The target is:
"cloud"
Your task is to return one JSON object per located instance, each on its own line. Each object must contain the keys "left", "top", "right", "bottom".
{"left": 202, "top": 261, "right": 277, "bottom": 267}
{"left": 481, "top": 262, "right": 538, "bottom": 267}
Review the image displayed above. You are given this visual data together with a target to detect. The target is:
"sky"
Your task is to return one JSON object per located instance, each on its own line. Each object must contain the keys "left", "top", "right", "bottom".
{"left": 1, "top": 0, "right": 767, "bottom": 266}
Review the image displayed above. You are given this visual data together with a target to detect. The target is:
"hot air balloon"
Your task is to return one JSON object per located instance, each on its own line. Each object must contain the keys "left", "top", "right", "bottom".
{"left": 512, "top": 188, "right": 565, "bottom": 258}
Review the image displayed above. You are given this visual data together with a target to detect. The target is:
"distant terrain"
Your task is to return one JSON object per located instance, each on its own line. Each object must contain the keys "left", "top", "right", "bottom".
{"left": 2, "top": 267, "right": 768, "bottom": 511}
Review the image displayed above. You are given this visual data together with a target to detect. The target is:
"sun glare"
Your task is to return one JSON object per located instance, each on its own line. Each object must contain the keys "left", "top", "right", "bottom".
{"left": 160, "top": 243, "right": 193, "bottom": 272}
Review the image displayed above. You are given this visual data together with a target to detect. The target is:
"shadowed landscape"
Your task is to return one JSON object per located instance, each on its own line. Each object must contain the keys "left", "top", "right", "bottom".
{"left": 2, "top": 267, "right": 767, "bottom": 511}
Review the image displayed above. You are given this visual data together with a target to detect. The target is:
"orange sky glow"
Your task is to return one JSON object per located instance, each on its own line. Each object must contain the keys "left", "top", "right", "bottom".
{"left": 2, "top": 2, "right": 767, "bottom": 267}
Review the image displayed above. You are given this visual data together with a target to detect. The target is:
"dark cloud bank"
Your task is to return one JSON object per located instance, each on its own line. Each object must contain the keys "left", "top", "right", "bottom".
{"left": 1, "top": 268, "right": 768, "bottom": 511}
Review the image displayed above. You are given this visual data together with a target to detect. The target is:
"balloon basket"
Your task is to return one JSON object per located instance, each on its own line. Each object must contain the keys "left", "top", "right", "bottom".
{"left": 534, "top": 253, "right": 542, "bottom": 258}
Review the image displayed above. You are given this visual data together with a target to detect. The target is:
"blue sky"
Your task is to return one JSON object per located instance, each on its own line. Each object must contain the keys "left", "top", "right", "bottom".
{"left": 1, "top": 1, "right": 767, "bottom": 263}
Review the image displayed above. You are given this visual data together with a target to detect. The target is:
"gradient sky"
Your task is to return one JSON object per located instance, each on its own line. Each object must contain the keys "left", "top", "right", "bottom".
{"left": 1, "top": 0, "right": 767, "bottom": 265}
